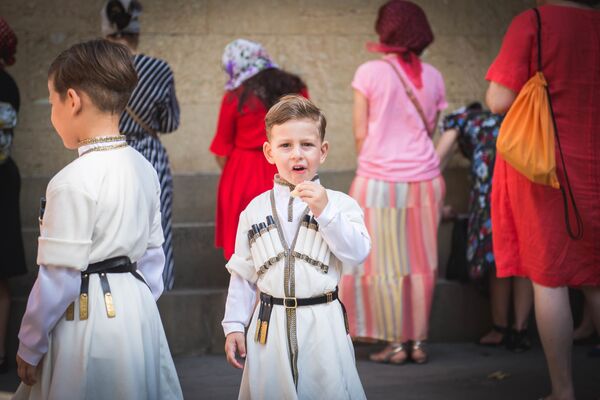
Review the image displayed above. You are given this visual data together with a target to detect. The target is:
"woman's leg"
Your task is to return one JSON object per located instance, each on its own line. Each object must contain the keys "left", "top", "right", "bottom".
{"left": 573, "top": 299, "right": 594, "bottom": 341}
{"left": 480, "top": 274, "right": 511, "bottom": 344}
{"left": 0, "top": 280, "right": 10, "bottom": 359}
{"left": 580, "top": 286, "right": 600, "bottom": 354}
{"left": 512, "top": 277, "right": 533, "bottom": 329}
{"left": 533, "top": 282, "right": 574, "bottom": 400}
{"left": 506, "top": 277, "right": 534, "bottom": 352}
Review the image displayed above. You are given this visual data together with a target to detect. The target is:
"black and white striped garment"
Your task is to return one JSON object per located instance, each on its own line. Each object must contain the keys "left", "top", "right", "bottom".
{"left": 120, "top": 54, "right": 180, "bottom": 291}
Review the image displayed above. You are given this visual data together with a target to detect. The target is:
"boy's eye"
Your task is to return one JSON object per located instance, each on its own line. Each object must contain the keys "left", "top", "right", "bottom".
{"left": 280, "top": 143, "right": 290, "bottom": 148}
{"left": 302, "top": 143, "right": 314, "bottom": 147}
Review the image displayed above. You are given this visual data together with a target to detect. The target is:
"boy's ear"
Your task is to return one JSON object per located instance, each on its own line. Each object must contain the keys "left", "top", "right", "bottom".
{"left": 319, "top": 140, "right": 329, "bottom": 164}
{"left": 66, "top": 88, "right": 83, "bottom": 115}
{"left": 263, "top": 141, "right": 275, "bottom": 165}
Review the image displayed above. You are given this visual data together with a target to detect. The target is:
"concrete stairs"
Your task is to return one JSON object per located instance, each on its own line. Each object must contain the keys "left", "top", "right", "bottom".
{"left": 8, "top": 168, "right": 490, "bottom": 361}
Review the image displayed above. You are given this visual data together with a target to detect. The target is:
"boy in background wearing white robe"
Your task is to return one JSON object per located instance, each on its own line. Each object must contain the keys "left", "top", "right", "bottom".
{"left": 14, "top": 39, "right": 183, "bottom": 400}
{"left": 223, "top": 95, "right": 370, "bottom": 399}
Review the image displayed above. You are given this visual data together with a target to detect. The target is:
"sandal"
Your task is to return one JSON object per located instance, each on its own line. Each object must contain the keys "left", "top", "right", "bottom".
{"left": 506, "top": 328, "right": 531, "bottom": 353}
{"left": 369, "top": 343, "right": 408, "bottom": 365}
{"left": 478, "top": 324, "right": 508, "bottom": 347}
{"left": 411, "top": 341, "right": 428, "bottom": 364}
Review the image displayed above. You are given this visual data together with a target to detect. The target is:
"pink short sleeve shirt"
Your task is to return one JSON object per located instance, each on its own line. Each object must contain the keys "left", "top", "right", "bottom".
{"left": 352, "top": 54, "right": 447, "bottom": 182}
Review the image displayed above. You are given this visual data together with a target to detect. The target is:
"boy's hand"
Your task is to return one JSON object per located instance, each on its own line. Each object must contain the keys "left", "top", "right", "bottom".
{"left": 295, "top": 181, "right": 328, "bottom": 217}
{"left": 225, "top": 332, "right": 246, "bottom": 369}
{"left": 16, "top": 354, "right": 38, "bottom": 386}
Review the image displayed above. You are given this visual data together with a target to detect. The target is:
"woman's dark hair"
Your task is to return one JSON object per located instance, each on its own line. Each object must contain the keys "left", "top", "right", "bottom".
{"left": 466, "top": 101, "right": 483, "bottom": 112}
{"left": 237, "top": 68, "right": 306, "bottom": 112}
{"left": 105, "top": 0, "right": 142, "bottom": 49}
{"left": 570, "top": 0, "right": 600, "bottom": 6}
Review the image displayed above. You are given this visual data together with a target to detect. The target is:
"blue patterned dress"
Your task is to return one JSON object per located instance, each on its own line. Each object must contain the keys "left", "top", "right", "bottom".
{"left": 442, "top": 107, "right": 502, "bottom": 281}
{"left": 120, "top": 54, "right": 179, "bottom": 290}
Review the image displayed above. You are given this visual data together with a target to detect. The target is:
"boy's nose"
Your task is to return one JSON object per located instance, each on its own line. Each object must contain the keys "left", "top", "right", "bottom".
{"left": 291, "top": 146, "right": 303, "bottom": 158}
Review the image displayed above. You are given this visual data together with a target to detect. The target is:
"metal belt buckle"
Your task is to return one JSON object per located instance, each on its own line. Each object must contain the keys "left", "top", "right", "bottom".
{"left": 326, "top": 292, "right": 333, "bottom": 303}
{"left": 284, "top": 297, "right": 297, "bottom": 309}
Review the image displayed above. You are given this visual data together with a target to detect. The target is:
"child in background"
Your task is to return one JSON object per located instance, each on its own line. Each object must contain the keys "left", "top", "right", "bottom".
{"left": 222, "top": 95, "right": 370, "bottom": 399}
{"left": 211, "top": 39, "right": 308, "bottom": 260}
{"left": 14, "top": 40, "right": 182, "bottom": 399}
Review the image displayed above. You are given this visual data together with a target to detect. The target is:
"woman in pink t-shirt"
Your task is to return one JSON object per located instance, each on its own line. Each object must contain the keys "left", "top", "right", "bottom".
{"left": 340, "top": 0, "right": 447, "bottom": 365}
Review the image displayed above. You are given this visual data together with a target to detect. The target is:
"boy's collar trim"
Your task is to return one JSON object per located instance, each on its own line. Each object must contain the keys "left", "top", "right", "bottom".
{"left": 77, "top": 135, "right": 128, "bottom": 157}
{"left": 273, "top": 174, "right": 319, "bottom": 190}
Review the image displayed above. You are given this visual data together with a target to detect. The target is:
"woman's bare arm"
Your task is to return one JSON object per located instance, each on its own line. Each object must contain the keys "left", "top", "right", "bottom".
{"left": 486, "top": 81, "right": 517, "bottom": 115}
{"left": 353, "top": 90, "right": 369, "bottom": 154}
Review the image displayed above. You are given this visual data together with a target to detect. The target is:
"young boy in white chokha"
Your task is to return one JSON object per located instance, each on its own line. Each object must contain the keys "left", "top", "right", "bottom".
{"left": 223, "top": 95, "right": 370, "bottom": 399}
{"left": 14, "top": 40, "right": 182, "bottom": 400}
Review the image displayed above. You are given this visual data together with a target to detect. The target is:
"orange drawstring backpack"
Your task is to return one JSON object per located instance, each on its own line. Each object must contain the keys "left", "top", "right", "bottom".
{"left": 496, "top": 8, "right": 583, "bottom": 239}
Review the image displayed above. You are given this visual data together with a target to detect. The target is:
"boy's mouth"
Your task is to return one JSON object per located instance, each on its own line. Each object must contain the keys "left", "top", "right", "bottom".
{"left": 292, "top": 165, "right": 306, "bottom": 173}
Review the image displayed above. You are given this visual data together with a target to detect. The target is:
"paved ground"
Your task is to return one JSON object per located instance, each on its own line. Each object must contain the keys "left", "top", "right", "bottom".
{"left": 0, "top": 343, "right": 598, "bottom": 399}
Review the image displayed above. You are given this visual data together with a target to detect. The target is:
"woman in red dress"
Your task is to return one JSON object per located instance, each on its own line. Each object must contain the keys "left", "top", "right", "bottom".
{"left": 210, "top": 39, "right": 308, "bottom": 259}
{"left": 486, "top": 1, "right": 600, "bottom": 399}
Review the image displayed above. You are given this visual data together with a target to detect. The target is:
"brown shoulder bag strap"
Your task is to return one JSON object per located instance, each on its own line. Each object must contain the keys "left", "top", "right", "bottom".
{"left": 125, "top": 106, "right": 159, "bottom": 139}
{"left": 383, "top": 58, "right": 433, "bottom": 136}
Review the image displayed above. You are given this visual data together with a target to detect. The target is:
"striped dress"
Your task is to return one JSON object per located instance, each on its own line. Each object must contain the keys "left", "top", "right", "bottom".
{"left": 119, "top": 54, "right": 179, "bottom": 290}
{"left": 340, "top": 56, "right": 447, "bottom": 343}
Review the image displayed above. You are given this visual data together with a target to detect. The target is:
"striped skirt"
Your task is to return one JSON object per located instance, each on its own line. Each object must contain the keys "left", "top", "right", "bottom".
{"left": 128, "top": 134, "right": 175, "bottom": 291}
{"left": 340, "top": 175, "right": 445, "bottom": 342}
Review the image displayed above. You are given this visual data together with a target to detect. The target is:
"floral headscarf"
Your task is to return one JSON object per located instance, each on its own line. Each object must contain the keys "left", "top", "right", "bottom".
{"left": 0, "top": 18, "right": 17, "bottom": 68}
{"left": 222, "top": 39, "right": 278, "bottom": 91}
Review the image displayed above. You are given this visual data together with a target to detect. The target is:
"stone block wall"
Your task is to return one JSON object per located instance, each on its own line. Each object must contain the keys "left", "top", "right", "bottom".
{"left": 1, "top": 0, "right": 533, "bottom": 177}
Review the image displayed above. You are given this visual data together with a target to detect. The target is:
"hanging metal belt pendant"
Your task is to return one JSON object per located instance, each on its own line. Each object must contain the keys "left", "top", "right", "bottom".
{"left": 99, "top": 273, "right": 116, "bottom": 318}
{"left": 65, "top": 302, "right": 75, "bottom": 321}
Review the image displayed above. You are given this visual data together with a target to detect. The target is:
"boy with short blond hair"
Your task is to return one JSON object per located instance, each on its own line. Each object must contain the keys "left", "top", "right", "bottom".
{"left": 14, "top": 39, "right": 182, "bottom": 399}
{"left": 223, "top": 95, "right": 370, "bottom": 399}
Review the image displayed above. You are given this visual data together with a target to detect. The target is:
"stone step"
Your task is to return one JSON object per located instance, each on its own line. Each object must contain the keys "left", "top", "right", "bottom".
{"left": 4, "top": 278, "right": 491, "bottom": 366}
{"left": 12, "top": 217, "right": 454, "bottom": 296}
{"left": 18, "top": 169, "right": 470, "bottom": 227}
{"left": 11, "top": 222, "right": 230, "bottom": 296}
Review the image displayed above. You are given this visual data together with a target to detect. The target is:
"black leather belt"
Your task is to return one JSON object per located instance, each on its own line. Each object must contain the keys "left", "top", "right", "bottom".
{"left": 254, "top": 287, "right": 350, "bottom": 345}
{"left": 66, "top": 256, "right": 147, "bottom": 321}
{"left": 261, "top": 287, "right": 340, "bottom": 308}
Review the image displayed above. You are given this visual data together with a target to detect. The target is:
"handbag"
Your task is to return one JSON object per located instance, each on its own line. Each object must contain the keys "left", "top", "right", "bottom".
{"left": 495, "top": 8, "right": 583, "bottom": 239}
{"left": 383, "top": 59, "right": 434, "bottom": 136}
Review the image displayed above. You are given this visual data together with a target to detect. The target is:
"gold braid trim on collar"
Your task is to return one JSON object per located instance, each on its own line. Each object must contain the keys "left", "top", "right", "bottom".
{"left": 273, "top": 174, "right": 320, "bottom": 190}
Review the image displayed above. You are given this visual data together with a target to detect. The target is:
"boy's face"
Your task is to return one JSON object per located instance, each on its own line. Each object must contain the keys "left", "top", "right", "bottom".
{"left": 263, "top": 118, "right": 329, "bottom": 186}
{"left": 48, "top": 79, "right": 81, "bottom": 149}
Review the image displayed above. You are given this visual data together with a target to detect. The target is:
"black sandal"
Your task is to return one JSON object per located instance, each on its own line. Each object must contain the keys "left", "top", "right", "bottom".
{"left": 506, "top": 328, "right": 531, "bottom": 353}
{"left": 478, "top": 324, "right": 508, "bottom": 347}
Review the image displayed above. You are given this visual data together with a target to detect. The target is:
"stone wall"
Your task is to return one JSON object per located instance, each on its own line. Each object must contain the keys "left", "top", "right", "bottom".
{"left": 1, "top": 0, "right": 533, "bottom": 177}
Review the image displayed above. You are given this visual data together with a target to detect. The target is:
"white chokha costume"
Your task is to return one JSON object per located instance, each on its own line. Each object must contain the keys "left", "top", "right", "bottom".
{"left": 223, "top": 176, "right": 371, "bottom": 400}
{"left": 13, "top": 137, "right": 183, "bottom": 400}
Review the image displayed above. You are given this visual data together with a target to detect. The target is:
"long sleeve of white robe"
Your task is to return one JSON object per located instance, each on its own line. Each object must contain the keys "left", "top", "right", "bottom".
{"left": 222, "top": 185, "right": 371, "bottom": 336}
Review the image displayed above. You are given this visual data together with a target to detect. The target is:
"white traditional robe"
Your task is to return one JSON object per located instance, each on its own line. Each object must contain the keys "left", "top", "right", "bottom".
{"left": 223, "top": 180, "right": 370, "bottom": 400}
{"left": 13, "top": 140, "right": 183, "bottom": 400}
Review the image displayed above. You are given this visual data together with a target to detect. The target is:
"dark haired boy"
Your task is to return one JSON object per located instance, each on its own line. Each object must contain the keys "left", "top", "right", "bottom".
{"left": 13, "top": 39, "right": 183, "bottom": 399}
{"left": 222, "top": 95, "right": 370, "bottom": 399}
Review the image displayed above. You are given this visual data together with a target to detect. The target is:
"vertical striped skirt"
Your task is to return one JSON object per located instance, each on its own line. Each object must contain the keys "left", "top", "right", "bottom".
{"left": 340, "top": 175, "right": 445, "bottom": 342}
